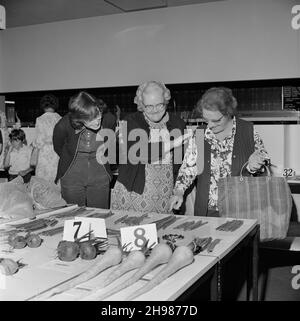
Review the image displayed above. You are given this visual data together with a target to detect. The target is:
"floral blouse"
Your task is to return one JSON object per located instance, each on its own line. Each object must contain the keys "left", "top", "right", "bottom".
{"left": 174, "top": 117, "right": 269, "bottom": 210}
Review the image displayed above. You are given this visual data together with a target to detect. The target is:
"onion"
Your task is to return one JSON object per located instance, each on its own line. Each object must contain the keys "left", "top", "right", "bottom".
{"left": 79, "top": 241, "right": 97, "bottom": 260}
{"left": 0, "top": 258, "right": 19, "bottom": 275}
{"left": 8, "top": 235, "right": 27, "bottom": 249}
{"left": 25, "top": 233, "right": 42, "bottom": 248}
{"left": 57, "top": 241, "right": 79, "bottom": 262}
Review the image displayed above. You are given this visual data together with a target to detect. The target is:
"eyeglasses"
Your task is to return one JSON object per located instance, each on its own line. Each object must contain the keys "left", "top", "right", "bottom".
{"left": 202, "top": 115, "right": 225, "bottom": 124}
{"left": 144, "top": 103, "right": 166, "bottom": 112}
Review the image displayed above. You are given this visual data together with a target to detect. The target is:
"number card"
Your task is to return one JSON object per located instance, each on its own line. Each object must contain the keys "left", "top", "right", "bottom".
{"left": 283, "top": 168, "right": 295, "bottom": 177}
{"left": 62, "top": 217, "right": 107, "bottom": 242}
{"left": 120, "top": 223, "right": 158, "bottom": 251}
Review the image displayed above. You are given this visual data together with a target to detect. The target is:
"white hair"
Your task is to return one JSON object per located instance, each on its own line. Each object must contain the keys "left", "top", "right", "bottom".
{"left": 134, "top": 80, "right": 171, "bottom": 111}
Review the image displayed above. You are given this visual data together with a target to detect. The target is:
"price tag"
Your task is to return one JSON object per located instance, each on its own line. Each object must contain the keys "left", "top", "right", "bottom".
{"left": 120, "top": 223, "right": 158, "bottom": 251}
{"left": 62, "top": 217, "right": 107, "bottom": 242}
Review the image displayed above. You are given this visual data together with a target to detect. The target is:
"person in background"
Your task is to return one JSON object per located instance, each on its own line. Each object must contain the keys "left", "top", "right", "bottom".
{"left": 115, "top": 105, "right": 122, "bottom": 122}
{"left": 111, "top": 80, "right": 188, "bottom": 214}
{"left": 170, "top": 87, "right": 269, "bottom": 216}
{"left": 0, "top": 111, "right": 8, "bottom": 169}
{"left": 0, "top": 130, "right": 2, "bottom": 156}
{"left": 53, "top": 92, "right": 116, "bottom": 208}
{"left": 32, "top": 101, "right": 61, "bottom": 182}
{"left": 4, "top": 129, "right": 34, "bottom": 183}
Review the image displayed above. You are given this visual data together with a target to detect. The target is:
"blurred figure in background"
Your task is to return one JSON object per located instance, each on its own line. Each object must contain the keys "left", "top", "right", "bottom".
{"left": 4, "top": 129, "right": 34, "bottom": 183}
{"left": 32, "top": 98, "right": 61, "bottom": 182}
{"left": 0, "top": 111, "right": 8, "bottom": 169}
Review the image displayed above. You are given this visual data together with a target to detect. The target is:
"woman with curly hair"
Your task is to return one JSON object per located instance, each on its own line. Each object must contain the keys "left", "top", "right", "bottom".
{"left": 170, "top": 87, "right": 270, "bottom": 216}
{"left": 111, "top": 80, "right": 188, "bottom": 214}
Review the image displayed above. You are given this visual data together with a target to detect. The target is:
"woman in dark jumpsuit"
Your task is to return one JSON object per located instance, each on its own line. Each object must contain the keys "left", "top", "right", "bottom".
{"left": 53, "top": 92, "right": 116, "bottom": 208}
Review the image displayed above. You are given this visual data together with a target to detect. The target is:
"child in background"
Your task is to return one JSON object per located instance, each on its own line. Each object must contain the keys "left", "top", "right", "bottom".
{"left": 4, "top": 129, "right": 34, "bottom": 183}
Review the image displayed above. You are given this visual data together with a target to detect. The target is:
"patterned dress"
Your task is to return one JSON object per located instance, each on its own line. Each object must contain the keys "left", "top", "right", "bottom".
{"left": 174, "top": 117, "right": 269, "bottom": 211}
{"left": 33, "top": 112, "right": 61, "bottom": 182}
{"left": 111, "top": 113, "right": 174, "bottom": 214}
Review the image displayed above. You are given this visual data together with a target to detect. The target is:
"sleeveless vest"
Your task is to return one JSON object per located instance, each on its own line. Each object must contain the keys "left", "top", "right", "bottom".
{"left": 194, "top": 118, "right": 255, "bottom": 216}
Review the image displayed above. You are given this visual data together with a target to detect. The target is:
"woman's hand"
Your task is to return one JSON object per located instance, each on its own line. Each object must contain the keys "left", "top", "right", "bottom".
{"left": 248, "top": 150, "right": 266, "bottom": 172}
{"left": 169, "top": 191, "right": 184, "bottom": 211}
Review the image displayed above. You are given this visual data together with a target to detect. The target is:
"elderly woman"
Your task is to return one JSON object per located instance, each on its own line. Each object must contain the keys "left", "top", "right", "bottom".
{"left": 111, "top": 80, "right": 187, "bottom": 214}
{"left": 53, "top": 91, "right": 116, "bottom": 208}
{"left": 170, "top": 87, "right": 269, "bottom": 217}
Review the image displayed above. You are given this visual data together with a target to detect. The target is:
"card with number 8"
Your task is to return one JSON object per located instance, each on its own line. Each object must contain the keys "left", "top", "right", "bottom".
{"left": 120, "top": 224, "right": 158, "bottom": 252}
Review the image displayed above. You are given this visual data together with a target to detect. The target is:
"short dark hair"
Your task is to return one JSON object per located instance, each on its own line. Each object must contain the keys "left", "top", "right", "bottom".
{"left": 9, "top": 129, "right": 26, "bottom": 143}
{"left": 196, "top": 87, "right": 237, "bottom": 117}
{"left": 95, "top": 98, "right": 108, "bottom": 114}
{"left": 40, "top": 94, "right": 59, "bottom": 111}
{"left": 68, "top": 92, "right": 103, "bottom": 130}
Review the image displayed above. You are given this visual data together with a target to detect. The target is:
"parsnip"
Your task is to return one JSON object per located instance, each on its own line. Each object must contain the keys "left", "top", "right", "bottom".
{"left": 126, "top": 245, "right": 194, "bottom": 300}
{"left": 91, "top": 243, "right": 173, "bottom": 301}
{"left": 31, "top": 246, "right": 122, "bottom": 300}
{"left": 79, "top": 250, "right": 145, "bottom": 301}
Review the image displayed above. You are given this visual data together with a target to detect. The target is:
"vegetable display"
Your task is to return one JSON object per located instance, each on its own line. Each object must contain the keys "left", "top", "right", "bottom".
{"left": 126, "top": 245, "right": 194, "bottom": 300}
{"left": 8, "top": 234, "right": 27, "bottom": 249}
{"left": 0, "top": 258, "right": 26, "bottom": 275}
{"left": 7, "top": 232, "right": 43, "bottom": 249}
{"left": 79, "top": 241, "right": 97, "bottom": 260}
{"left": 216, "top": 220, "right": 243, "bottom": 231}
{"left": 57, "top": 241, "right": 80, "bottom": 262}
{"left": 0, "top": 258, "right": 20, "bottom": 275}
{"left": 32, "top": 246, "right": 123, "bottom": 300}
{"left": 25, "top": 233, "right": 42, "bottom": 248}
{"left": 88, "top": 242, "right": 173, "bottom": 301}
{"left": 79, "top": 250, "right": 146, "bottom": 301}
{"left": 2, "top": 209, "right": 227, "bottom": 301}
{"left": 78, "top": 236, "right": 222, "bottom": 301}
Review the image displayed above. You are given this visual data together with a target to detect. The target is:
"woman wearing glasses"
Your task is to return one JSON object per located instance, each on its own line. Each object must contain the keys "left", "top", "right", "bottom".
{"left": 111, "top": 80, "right": 188, "bottom": 214}
{"left": 170, "top": 87, "right": 269, "bottom": 216}
{"left": 53, "top": 91, "right": 116, "bottom": 208}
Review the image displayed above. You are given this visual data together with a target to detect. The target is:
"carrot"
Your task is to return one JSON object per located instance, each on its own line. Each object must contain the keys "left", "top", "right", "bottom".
{"left": 126, "top": 245, "right": 194, "bottom": 301}
{"left": 79, "top": 250, "right": 146, "bottom": 301}
{"left": 31, "top": 246, "right": 122, "bottom": 301}
{"left": 90, "top": 242, "right": 173, "bottom": 301}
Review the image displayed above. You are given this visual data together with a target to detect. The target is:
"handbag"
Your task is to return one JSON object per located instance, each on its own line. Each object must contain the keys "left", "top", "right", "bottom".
{"left": 217, "top": 162, "right": 292, "bottom": 241}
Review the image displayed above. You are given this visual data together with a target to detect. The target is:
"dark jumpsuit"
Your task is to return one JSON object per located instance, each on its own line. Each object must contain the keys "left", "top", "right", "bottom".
{"left": 60, "top": 128, "right": 110, "bottom": 208}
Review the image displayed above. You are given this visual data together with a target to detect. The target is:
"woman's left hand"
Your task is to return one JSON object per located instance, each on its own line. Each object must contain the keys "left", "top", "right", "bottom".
{"left": 248, "top": 150, "right": 266, "bottom": 172}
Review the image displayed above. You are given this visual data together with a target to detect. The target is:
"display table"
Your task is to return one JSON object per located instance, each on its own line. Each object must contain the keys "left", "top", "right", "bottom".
{"left": 0, "top": 207, "right": 258, "bottom": 301}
